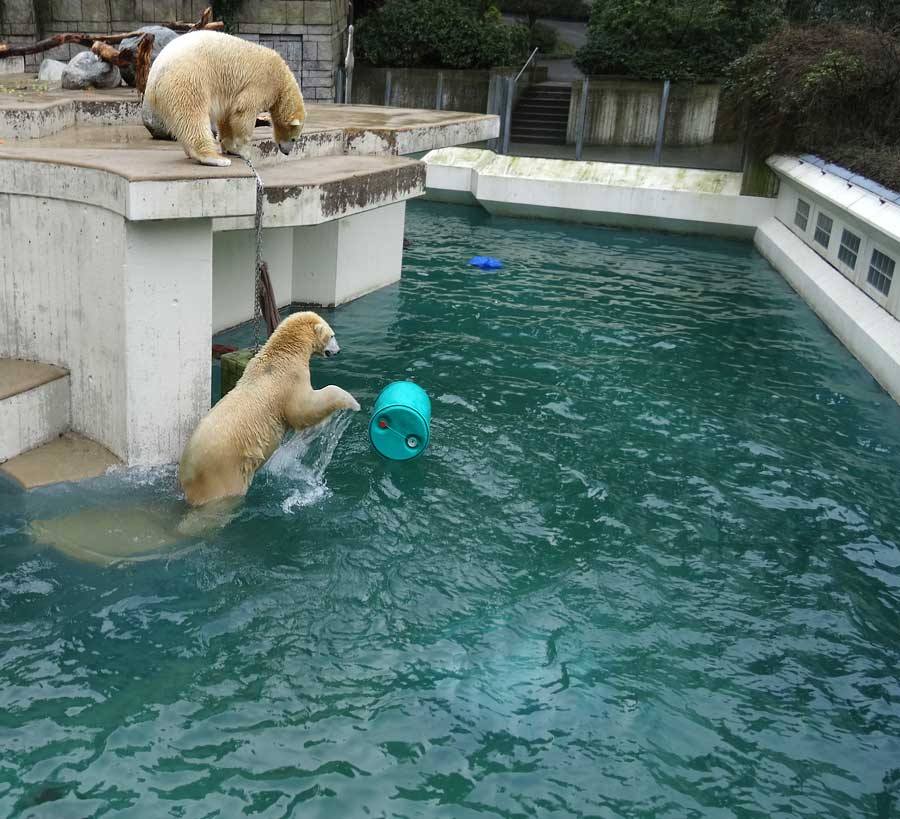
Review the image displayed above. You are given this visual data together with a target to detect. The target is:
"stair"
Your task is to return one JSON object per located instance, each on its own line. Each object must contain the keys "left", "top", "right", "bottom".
{"left": 0, "top": 359, "right": 70, "bottom": 462}
{"left": 510, "top": 83, "right": 572, "bottom": 145}
{"left": 0, "top": 359, "right": 120, "bottom": 489}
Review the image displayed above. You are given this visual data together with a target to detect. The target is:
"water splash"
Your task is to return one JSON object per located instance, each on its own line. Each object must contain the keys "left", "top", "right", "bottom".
{"left": 263, "top": 411, "right": 355, "bottom": 513}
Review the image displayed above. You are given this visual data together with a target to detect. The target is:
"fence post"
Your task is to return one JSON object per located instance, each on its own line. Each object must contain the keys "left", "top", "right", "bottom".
{"left": 653, "top": 79, "right": 671, "bottom": 166}
{"left": 575, "top": 76, "right": 589, "bottom": 161}
{"left": 501, "top": 75, "right": 515, "bottom": 155}
{"left": 384, "top": 69, "right": 392, "bottom": 107}
{"left": 435, "top": 71, "right": 444, "bottom": 111}
{"left": 335, "top": 67, "right": 344, "bottom": 103}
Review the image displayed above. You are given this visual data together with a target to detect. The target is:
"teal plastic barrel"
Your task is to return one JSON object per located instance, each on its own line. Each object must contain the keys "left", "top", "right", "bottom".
{"left": 369, "top": 381, "right": 431, "bottom": 461}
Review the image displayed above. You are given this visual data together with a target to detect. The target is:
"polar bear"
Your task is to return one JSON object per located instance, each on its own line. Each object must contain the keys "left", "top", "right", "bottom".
{"left": 145, "top": 30, "right": 306, "bottom": 166}
{"left": 179, "top": 312, "right": 360, "bottom": 507}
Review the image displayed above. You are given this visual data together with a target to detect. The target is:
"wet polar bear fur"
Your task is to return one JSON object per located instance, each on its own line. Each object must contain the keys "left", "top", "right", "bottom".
{"left": 145, "top": 30, "right": 306, "bottom": 166}
{"left": 179, "top": 312, "right": 360, "bottom": 507}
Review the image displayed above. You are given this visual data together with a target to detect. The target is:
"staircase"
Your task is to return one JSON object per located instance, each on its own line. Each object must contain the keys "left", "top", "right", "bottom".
{"left": 510, "top": 82, "right": 571, "bottom": 146}
{"left": 0, "top": 359, "right": 119, "bottom": 489}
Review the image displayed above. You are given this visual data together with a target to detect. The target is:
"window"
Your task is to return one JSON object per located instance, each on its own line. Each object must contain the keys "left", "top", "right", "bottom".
{"left": 838, "top": 229, "right": 861, "bottom": 270}
{"left": 814, "top": 212, "right": 833, "bottom": 248}
{"left": 794, "top": 199, "right": 810, "bottom": 231}
{"left": 867, "top": 249, "right": 895, "bottom": 296}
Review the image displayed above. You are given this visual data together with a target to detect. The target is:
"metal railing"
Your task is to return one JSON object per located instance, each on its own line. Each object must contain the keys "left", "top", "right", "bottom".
{"left": 500, "top": 47, "right": 539, "bottom": 154}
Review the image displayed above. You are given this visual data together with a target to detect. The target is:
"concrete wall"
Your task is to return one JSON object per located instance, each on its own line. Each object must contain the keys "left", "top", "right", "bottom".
{"left": 353, "top": 66, "right": 494, "bottom": 113}
{"left": 350, "top": 65, "right": 548, "bottom": 114}
{"left": 423, "top": 147, "right": 775, "bottom": 238}
{"left": 0, "top": 192, "right": 214, "bottom": 464}
{"left": 566, "top": 78, "right": 721, "bottom": 147}
{"left": 0, "top": 0, "right": 347, "bottom": 100}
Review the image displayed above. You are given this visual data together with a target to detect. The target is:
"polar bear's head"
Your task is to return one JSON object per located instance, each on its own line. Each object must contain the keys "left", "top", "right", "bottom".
{"left": 271, "top": 62, "right": 308, "bottom": 155}
{"left": 263, "top": 311, "right": 340, "bottom": 363}
{"left": 273, "top": 110, "right": 305, "bottom": 156}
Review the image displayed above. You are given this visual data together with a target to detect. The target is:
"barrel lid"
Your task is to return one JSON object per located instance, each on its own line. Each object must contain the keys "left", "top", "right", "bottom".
{"left": 369, "top": 403, "right": 429, "bottom": 461}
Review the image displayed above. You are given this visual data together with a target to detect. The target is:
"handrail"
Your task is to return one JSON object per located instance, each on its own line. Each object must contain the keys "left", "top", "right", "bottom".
{"left": 514, "top": 47, "right": 539, "bottom": 84}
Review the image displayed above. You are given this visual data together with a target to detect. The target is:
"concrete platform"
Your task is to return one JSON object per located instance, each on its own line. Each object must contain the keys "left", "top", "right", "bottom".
{"left": 0, "top": 83, "right": 498, "bottom": 154}
{"left": 0, "top": 432, "right": 121, "bottom": 489}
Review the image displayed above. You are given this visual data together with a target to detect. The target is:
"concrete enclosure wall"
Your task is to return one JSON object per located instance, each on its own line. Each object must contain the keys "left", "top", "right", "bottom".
{"left": 0, "top": 0, "right": 347, "bottom": 100}
{"left": 350, "top": 65, "right": 548, "bottom": 114}
{"left": 566, "top": 78, "right": 722, "bottom": 147}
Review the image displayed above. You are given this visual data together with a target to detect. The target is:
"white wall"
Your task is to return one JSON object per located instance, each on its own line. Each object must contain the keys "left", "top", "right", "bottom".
{"left": 770, "top": 156, "right": 900, "bottom": 319}
{"left": 212, "top": 228, "right": 295, "bottom": 332}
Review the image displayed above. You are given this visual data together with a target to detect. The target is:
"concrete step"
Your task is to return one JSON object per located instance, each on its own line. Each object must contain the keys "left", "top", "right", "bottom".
{"left": 513, "top": 112, "right": 569, "bottom": 125}
{"left": 0, "top": 359, "right": 71, "bottom": 462}
{"left": 511, "top": 125, "right": 568, "bottom": 139}
{"left": 0, "top": 432, "right": 121, "bottom": 489}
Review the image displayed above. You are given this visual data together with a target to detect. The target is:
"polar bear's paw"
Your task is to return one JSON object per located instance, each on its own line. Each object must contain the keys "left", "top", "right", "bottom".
{"left": 198, "top": 154, "right": 231, "bottom": 167}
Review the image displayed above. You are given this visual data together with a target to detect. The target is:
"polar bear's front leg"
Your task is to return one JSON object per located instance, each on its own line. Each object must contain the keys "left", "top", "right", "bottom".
{"left": 285, "top": 384, "right": 360, "bottom": 430}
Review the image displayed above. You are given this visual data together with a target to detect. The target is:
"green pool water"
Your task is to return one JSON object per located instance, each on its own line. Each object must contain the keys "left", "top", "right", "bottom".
{"left": 2, "top": 201, "right": 900, "bottom": 817}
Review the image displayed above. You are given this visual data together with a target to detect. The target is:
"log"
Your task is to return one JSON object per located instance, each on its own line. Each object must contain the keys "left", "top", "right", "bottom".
{"left": 132, "top": 32, "right": 155, "bottom": 94}
{"left": 0, "top": 8, "right": 221, "bottom": 59}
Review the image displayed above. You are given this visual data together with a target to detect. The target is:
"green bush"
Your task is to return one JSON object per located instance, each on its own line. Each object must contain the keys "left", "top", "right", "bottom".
{"left": 528, "top": 21, "right": 559, "bottom": 52}
{"left": 357, "top": 0, "right": 529, "bottom": 69}
{"left": 575, "top": 0, "right": 782, "bottom": 81}
{"left": 726, "top": 23, "right": 900, "bottom": 189}
{"left": 498, "top": 0, "right": 590, "bottom": 23}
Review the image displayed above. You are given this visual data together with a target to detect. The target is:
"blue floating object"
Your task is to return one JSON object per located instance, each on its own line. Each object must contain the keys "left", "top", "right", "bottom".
{"left": 369, "top": 381, "right": 431, "bottom": 461}
{"left": 469, "top": 256, "right": 503, "bottom": 270}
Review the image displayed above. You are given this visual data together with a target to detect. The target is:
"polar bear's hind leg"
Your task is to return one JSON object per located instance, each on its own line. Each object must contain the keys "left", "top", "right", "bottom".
{"left": 171, "top": 99, "right": 231, "bottom": 167}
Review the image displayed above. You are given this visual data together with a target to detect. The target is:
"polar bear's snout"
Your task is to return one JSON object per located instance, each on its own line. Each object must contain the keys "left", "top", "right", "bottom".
{"left": 324, "top": 336, "right": 341, "bottom": 357}
{"left": 278, "top": 141, "right": 293, "bottom": 155}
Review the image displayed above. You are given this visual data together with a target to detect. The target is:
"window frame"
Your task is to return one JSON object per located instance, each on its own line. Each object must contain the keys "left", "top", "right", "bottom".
{"left": 794, "top": 198, "right": 810, "bottom": 232}
{"left": 866, "top": 246, "right": 895, "bottom": 301}
{"left": 813, "top": 210, "right": 833, "bottom": 249}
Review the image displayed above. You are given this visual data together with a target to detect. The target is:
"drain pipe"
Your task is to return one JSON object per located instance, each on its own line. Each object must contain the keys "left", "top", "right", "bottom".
{"left": 653, "top": 79, "right": 671, "bottom": 166}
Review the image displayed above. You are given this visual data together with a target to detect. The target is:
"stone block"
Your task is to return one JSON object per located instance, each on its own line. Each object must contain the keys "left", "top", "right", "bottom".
{"left": 109, "top": 0, "right": 137, "bottom": 19}
{"left": 238, "top": 24, "right": 261, "bottom": 34}
{"left": 0, "top": 57, "right": 27, "bottom": 75}
{"left": 304, "top": 75, "right": 333, "bottom": 88}
{"left": 303, "top": 23, "right": 332, "bottom": 35}
{"left": 220, "top": 349, "right": 254, "bottom": 398}
{"left": 81, "top": 0, "right": 110, "bottom": 21}
{"left": 237, "top": 0, "right": 259, "bottom": 20}
{"left": 317, "top": 41, "right": 333, "bottom": 62}
{"left": 155, "top": 0, "right": 177, "bottom": 21}
{"left": 285, "top": 24, "right": 304, "bottom": 34}
{"left": 284, "top": 0, "right": 304, "bottom": 23}
{"left": 304, "top": 1, "right": 331, "bottom": 24}
{"left": 3, "top": 0, "right": 35, "bottom": 22}
{"left": 257, "top": 0, "right": 286, "bottom": 24}
{"left": 52, "top": 0, "right": 82, "bottom": 22}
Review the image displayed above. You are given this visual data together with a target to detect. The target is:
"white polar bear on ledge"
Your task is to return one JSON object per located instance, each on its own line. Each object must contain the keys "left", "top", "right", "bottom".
{"left": 145, "top": 30, "right": 306, "bottom": 166}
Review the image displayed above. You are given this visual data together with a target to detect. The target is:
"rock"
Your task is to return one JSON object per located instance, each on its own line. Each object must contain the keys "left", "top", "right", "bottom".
{"left": 37, "top": 59, "right": 66, "bottom": 82}
{"left": 119, "top": 26, "right": 178, "bottom": 87}
{"left": 141, "top": 96, "right": 175, "bottom": 141}
{"left": 61, "top": 51, "right": 121, "bottom": 90}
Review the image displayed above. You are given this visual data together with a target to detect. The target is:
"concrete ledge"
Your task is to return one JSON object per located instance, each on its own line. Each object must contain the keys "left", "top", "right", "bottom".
{"left": 0, "top": 362, "right": 71, "bottom": 462}
{"left": 0, "top": 432, "right": 121, "bottom": 489}
{"left": 424, "top": 147, "right": 775, "bottom": 237}
{"left": 755, "top": 217, "right": 900, "bottom": 404}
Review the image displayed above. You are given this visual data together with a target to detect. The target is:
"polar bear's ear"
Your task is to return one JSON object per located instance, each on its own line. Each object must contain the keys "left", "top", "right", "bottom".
{"left": 313, "top": 322, "right": 330, "bottom": 344}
